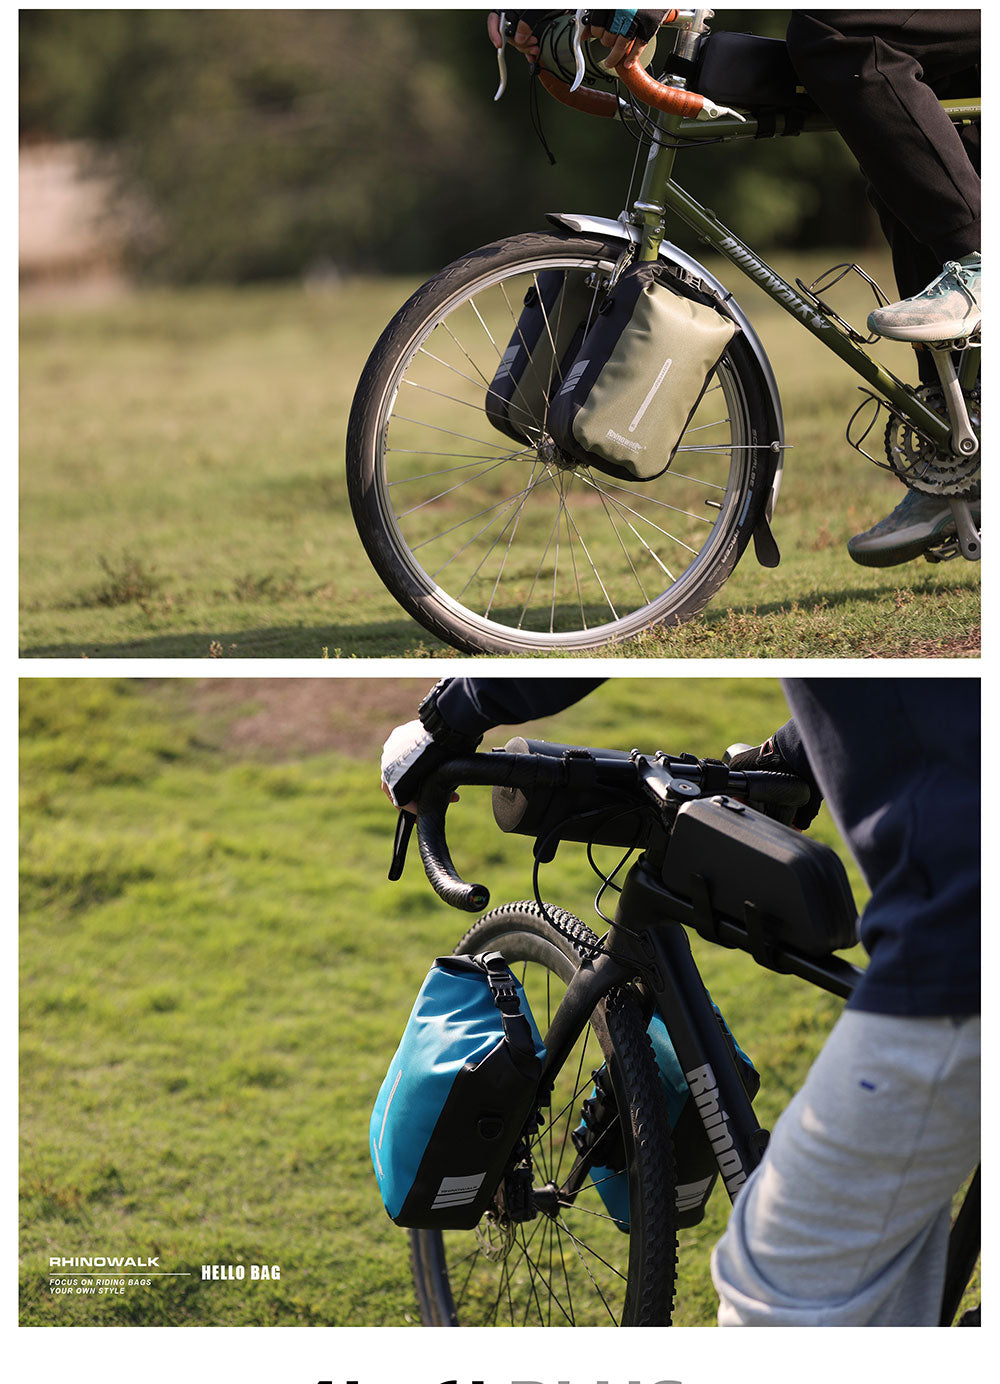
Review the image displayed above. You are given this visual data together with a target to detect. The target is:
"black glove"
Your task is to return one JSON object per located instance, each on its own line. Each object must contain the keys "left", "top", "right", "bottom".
{"left": 726, "top": 734, "right": 823, "bottom": 830}
{"left": 586, "top": 10, "right": 670, "bottom": 43}
{"left": 494, "top": 10, "right": 557, "bottom": 42}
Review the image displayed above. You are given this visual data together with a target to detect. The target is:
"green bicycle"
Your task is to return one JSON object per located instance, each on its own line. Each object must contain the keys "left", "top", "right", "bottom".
{"left": 346, "top": 10, "right": 980, "bottom": 654}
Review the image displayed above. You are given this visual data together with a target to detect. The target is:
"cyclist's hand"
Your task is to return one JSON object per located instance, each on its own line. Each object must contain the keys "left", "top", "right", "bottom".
{"left": 380, "top": 719, "right": 475, "bottom": 812}
{"left": 726, "top": 736, "right": 824, "bottom": 830}
{"left": 381, "top": 719, "right": 435, "bottom": 811}
{"left": 585, "top": 10, "right": 669, "bottom": 68}
{"left": 488, "top": 11, "right": 541, "bottom": 63}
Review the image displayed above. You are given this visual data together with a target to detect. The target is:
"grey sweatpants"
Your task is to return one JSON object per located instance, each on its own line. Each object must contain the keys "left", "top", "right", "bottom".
{"left": 711, "top": 1010, "right": 980, "bottom": 1326}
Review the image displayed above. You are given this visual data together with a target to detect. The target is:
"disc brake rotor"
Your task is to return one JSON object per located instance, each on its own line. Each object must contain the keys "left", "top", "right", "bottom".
{"left": 474, "top": 1213, "right": 517, "bottom": 1262}
{"left": 884, "top": 384, "right": 980, "bottom": 497}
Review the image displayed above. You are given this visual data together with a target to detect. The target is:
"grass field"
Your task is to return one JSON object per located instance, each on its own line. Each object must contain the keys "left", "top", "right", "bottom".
{"left": 19, "top": 249, "right": 979, "bottom": 659}
{"left": 19, "top": 677, "right": 978, "bottom": 1327}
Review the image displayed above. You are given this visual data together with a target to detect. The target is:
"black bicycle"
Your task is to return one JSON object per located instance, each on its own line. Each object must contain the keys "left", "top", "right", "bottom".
{"left": 387, "top": 738, "right": 980, "bottom": 1326}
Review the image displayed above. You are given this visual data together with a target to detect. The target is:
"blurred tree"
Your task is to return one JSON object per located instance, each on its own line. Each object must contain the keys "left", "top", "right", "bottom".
{"left": 19, "top": 8, "right": 886, "bottom": 283}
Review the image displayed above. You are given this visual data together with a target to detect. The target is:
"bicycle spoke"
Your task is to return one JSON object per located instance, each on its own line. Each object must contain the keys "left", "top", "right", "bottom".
{"left": 361, "top": 240, "right": 760, "bottom": 649}
{"left": 555, "top": 1217, "right": 624, "bottom": 1325}
{"left": 394, "top": 459, "right": 511, "bottom": 521}
{"left": 605, "top": 490, "right": 707, "bottom": 543}
{"left": 455, "top": 465, "right": 549, "bottom": 606}
{"left": 390, "top": 410, "right": 521, "bottom": 451}
{"left": 481, "top": 462, "right": 545, "bottom": 618}
{"left": 401, "top": 374, "right": 503, "bottom": 417}
{"left": 558, "top": 499, "right": 621, "bottom": 624}
{"left": 593, "top": 487, "right": 653, "bottom": 604}
{"left": 424, "top": 471, "right": 557, "bottom": 572}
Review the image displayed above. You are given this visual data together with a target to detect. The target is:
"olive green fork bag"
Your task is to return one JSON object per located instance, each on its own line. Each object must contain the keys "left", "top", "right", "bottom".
{"left": 548, "top": 263, "right": 738, "bottom": 482}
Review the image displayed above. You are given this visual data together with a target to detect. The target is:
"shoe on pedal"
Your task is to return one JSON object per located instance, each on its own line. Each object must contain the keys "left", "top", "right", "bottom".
{"left": 867, "top": 253, "right": 981, "bottom": 343}
{"left": 847, "top": 489, "right": 980, "bottom": 568}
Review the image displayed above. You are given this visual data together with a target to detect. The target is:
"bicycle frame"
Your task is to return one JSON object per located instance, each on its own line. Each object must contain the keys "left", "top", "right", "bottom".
{"left": 534, "top": 855, "right": 978, "bottom": 1323}
{"left": 539, "top": 857, "right": 859, "bottom": 1193}
{"left": 622, "top": 99, "right": 982, "bottom": 448}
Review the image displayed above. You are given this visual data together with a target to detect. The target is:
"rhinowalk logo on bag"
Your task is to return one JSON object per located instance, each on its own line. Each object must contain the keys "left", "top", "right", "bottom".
{"left": 431, "top": 1172, "right": 487, "bottom": 1212}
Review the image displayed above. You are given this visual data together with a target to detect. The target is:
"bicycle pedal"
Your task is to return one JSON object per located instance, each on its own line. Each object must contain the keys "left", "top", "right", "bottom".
{"left": 922, "top": 538, "right": 961, "bottom": 564}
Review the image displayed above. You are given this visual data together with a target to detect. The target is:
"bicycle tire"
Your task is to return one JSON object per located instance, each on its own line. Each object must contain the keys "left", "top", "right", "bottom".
{"left": 409, "top": 901, "right": 677, "bottom": 1327}
{"left": 347, "top": 231, "right": 775, "bottom": 654}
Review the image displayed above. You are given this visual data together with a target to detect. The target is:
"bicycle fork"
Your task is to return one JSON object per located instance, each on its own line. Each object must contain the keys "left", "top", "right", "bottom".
{"left": 538, "top": 872, "right": 770, "bottom": 1208}
{"left": 610, "top": 868, "right": 771, "bottom": 1198}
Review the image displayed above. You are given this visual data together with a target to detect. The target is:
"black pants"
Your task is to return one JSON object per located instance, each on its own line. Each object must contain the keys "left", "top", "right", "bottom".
{"left": 786, "top": 10, "right": 980, "bottom": 346}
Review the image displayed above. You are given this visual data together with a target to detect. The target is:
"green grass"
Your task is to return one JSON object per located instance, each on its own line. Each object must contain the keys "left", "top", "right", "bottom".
{"left": 19, "top": 678, "right": 979, "bottom": 1326}
{"left": 19, "top": 250, "right": 979, "bottom": 658}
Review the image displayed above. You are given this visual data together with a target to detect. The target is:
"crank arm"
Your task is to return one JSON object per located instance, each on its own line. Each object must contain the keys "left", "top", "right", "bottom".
{"left": 930, "top": 347, "right": 979, "bottom": 458}
{"left": 947, "top": 497, "right": 981, "bottom": 562}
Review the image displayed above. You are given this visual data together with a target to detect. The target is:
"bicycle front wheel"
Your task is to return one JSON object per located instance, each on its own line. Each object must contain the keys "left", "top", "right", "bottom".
{"left": 409, "top": 902, "right": 677, "bottom": 1327}
{"left": 347, "top": 231, "right": 774, "bottom": 654}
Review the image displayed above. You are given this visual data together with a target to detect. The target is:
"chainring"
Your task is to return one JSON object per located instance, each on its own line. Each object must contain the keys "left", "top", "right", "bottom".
{"left": 884, "top": 383, "right": 980, "bottom": 497}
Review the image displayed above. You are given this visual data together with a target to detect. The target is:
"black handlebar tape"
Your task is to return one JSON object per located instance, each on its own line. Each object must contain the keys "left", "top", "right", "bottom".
{"left": 416, "top": 754, "right": 569, "bottom": 910}
{"left": 413, "top": 752, "right": 810, "bottom": 910}
{"left": 417, "top": 777, "right": 490, "bottom": 912}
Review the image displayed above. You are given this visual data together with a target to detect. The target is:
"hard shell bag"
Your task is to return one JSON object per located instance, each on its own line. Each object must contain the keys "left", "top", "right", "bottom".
{"left": 369, "top": 952, "right": 546, "bottom": 1230}
{"left": 547, "top": 262, "right": 737, "bottom": 482}
{"left": 661, "top": 795, "right": 858, "bottom": 956}
{"left": 579, "top": 1006, "right": 760, "bottom": 1231}
{"left": 485, "top": 270, "right": 596, "bottom": 445}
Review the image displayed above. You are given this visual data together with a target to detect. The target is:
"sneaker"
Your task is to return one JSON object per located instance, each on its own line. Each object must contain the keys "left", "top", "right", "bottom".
{"left": 847, "top": 489, "right": 980, "bottom": 567}
{"left": 867, "top": 253, "right": 981, "bottom": 342}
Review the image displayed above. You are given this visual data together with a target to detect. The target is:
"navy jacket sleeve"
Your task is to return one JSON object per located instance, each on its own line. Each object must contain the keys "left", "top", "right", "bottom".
{"left": 434, "top": 678, "right": 607, "bottom": 738}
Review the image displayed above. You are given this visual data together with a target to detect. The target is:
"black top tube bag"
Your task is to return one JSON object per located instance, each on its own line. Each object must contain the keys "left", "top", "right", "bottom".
{"left": 547, "top": 262, "right": 738, "bottom": 482}
{"left": 691, "top": 31, "right": 818, "bottom": 129}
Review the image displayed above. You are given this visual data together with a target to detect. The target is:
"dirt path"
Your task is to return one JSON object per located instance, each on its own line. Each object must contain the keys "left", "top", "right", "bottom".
{"left": 185, "top": 677, "right": 438, "bottom": 761}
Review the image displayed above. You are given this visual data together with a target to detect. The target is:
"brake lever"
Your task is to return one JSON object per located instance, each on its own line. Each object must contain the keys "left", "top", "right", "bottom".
{"left": 388, "top": 808, "right": 416, "bottom": 881}
{"left": 571, "top": 9, "right": 588, "bottom": 92}
{"left": 494, "top": 11, "right": 508, "bottom": 100}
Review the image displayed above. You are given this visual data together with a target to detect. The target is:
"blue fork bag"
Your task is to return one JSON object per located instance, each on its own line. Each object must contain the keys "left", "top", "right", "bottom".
{"left": 580, "top": 1004, "right": 760, "bottom": 1231}
{"left": 370, "top": 952, "right": 546, "bottom": 1229}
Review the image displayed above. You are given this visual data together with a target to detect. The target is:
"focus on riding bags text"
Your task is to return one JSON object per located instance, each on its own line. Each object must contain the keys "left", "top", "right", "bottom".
{"left": 370, "top": 952, "right": 546, "bottom": 1229}
{"left": 547, "top": 262, "right": 738, "bottom": 481}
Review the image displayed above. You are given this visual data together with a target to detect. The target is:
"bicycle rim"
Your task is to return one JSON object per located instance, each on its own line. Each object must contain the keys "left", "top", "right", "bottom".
{"left": 409, "top": 903, "right": 676, "bottom": 1327}
{"left": 358, "top": 237, "right": 763, "bottom": 652}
